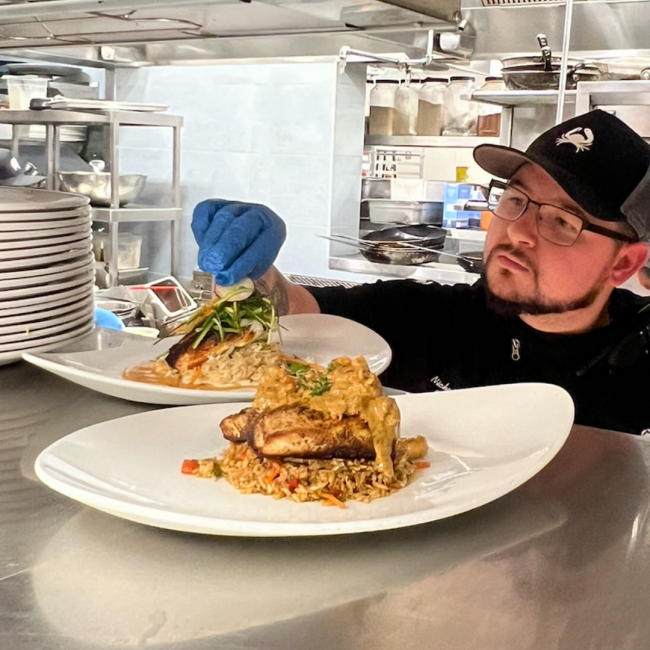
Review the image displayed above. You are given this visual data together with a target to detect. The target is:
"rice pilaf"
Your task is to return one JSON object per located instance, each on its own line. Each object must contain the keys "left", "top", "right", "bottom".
{"left": 196, "top": 442, "right": 419, "bottom": 506}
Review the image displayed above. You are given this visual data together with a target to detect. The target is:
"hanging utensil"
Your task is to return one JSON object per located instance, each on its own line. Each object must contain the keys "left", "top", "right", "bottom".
{"left": 537, "top": 34, "right": 553, "bottom": 72}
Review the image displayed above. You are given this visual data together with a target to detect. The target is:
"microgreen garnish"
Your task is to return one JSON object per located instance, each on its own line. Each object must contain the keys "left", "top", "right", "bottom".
{"left": 175, "top": 290, "right": 277, "bottom": 350}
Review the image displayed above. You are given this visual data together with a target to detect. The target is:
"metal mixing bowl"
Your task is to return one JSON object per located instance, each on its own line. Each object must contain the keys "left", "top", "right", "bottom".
{"left": 58, "top": 171, "right": 147, "bottom": 207}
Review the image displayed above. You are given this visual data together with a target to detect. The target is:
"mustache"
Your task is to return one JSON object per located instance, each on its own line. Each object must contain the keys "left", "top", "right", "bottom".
{"left": 486, "top": 244, "right": 535, "bottom": 271}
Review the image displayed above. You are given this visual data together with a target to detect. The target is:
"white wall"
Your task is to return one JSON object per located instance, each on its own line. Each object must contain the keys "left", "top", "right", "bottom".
{"left": 115, "top": 60, "right": 373, "bottom": 284}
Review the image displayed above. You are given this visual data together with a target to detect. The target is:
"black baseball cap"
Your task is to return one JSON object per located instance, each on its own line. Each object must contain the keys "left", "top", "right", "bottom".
{"left": 474, "top": 110, "right": 650, "bottom": 241}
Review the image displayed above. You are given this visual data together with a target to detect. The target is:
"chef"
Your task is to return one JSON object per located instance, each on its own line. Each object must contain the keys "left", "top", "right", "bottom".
{"left": 192, "top": 110, "right": 650, "bottom": 435}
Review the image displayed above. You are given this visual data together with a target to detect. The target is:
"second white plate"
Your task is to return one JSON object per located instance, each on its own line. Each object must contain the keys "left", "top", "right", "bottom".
{"left": 23, "top": 314, "right": 392, "bottom": 405}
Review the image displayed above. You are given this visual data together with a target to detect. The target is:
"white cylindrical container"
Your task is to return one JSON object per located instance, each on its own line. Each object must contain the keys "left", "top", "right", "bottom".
{"left": 416, "top": 77, "right": 447, "bottom": 136}
{"left": 368, "top": 81, "right": 398, "bottom": 136}
{"left": 442, "top": 76, "right": 478, "bottom": 136}
{"left": 4, "top": 75, "right": 49, "bottom": 110}
{"left": 393, "top": 82, "right": 419, "bottom": 136}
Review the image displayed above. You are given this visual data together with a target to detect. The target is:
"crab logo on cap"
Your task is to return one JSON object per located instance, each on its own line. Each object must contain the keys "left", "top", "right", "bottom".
{"left": 555, "top": 127, "right": 594, "bottom": 152}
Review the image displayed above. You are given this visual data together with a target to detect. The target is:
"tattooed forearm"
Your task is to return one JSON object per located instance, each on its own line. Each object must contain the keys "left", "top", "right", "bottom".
{"left": 254, "top": 267, "right": 291, "bottom": 316}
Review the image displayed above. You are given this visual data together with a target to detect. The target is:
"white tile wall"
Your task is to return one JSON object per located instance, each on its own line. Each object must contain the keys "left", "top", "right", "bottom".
{"left": 115, "top": 61, "right": 372, "bottom": 283}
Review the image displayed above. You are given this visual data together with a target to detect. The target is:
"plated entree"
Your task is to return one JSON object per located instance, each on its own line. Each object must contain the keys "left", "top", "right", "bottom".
{"left": 123, "top": 281, "right": 283, "bottom": 390}
{"left": 182, "top": 356, "right": 429, "bottom": 506}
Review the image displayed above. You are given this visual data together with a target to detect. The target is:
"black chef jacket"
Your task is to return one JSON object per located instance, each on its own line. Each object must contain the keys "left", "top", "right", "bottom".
{"left": 308, "top": 279, "right": 650, "bottom": 435}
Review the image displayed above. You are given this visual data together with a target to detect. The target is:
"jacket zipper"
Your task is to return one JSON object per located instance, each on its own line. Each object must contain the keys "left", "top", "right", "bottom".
{"left": 511, "top": 338, "right": 521, "bottom": 361}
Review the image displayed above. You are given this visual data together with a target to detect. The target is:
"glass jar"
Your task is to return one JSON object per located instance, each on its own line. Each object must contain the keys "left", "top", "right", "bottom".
{"left": 416, "top": 77, "right": 447, "bottom": 136}
{"left": 368, "top": 80, "right": 398, "bottom": 136}
{"left": 442, "top": 76, "right": 477, "bottom": 136}
{"left": 476, "top": 77, "right": 503, "bottom": 137}
{"left": 393, "top": 81, "right": 419, "bottom": 136}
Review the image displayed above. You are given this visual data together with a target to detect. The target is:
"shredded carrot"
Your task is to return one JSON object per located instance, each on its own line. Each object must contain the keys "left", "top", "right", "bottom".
{"left": 265, "top": 462, "right": 281, "bottom": 484}
{"left": 416, "top": 461, "right": 431, "bottom": 469}
{"left": 322, "top": 493, "right": 346, "bottom": 509}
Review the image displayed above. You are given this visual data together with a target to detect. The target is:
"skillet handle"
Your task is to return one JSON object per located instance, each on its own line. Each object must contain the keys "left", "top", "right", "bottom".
{"left": 536, "top": 33, "right": 553, "bottom": 72}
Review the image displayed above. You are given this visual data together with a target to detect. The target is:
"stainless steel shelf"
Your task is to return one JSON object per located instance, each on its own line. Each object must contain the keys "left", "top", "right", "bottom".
{"left": 472, "top": 90, "right": 577, "bottom": 107}
{"left": 91, "top": 206, "right": 183, "bottom": 223}
{"left": 330, "top": 254, "right": 480, "bottom": 285}
{"left": 0, "top": 109, "right": 183, "bottom": 128}
{"left": 364, "top": 136, "right": 500, "bottom": 148}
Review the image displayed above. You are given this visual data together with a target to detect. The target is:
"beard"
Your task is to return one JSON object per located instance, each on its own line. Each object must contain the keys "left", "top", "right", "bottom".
{"left": 484, "top": 244, "right": 606, "bottom": 318}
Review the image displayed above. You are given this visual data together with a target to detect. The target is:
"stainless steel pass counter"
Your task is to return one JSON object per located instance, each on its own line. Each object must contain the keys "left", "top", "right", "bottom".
{"left": 2, "top": 342, "right": 650, "bottom": 649}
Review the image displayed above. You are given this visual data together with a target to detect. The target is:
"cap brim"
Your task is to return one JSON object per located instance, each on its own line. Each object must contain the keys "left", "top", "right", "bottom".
{"left": 473, "top": 144, "right": 533, "bottom": 180}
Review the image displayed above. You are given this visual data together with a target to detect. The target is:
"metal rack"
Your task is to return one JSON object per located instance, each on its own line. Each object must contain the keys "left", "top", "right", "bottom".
{"left": 0, "top": 108, "right": 183, "bottom": 287}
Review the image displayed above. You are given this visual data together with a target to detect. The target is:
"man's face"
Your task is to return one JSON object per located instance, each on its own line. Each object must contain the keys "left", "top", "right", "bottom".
{"left": 484, "top": 163, "right": 623, "bottom": 316}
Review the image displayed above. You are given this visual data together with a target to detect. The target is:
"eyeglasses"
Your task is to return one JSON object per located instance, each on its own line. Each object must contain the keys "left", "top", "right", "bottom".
{"left": 484, "top": 179, "right": 636, "bottom": 247}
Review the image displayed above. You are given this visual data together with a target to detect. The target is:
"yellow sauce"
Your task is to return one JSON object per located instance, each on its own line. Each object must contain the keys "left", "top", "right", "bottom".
{"left": 253, "top": 356, "right": 400, "bottom": 478}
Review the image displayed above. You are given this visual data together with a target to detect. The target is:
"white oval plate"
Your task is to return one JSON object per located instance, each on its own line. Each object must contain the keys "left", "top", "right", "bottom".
{"left": 33, "top": 384, "right": 574, "bottom": 537}
{"left": 0, "top": 268, "right": 94, "bottom": 304}
{"left": 0, "top": 186, "right": 88, "bottom": 212}
{"left": 0, "top": 217, "right": 90, "bottom": 238}
{"left": 0, "top": 292, "right": 94, "bottom": 327}
{"left": 23, "top": 314, "right": 392, "bottom": 405}
{"left": 0, "top": 320, "right": 94, "bottom": 366}
{"left": 0, "top": 206, "right": 89, "bottom": 222}
{"left": 0, "top": 253, "right": 93, "bottom": 287}
{"left": 0, "top": 243, "right": 92, "bottom": 271}
{"left": 0, "top": 230, "right": 91, "bottom": 253}
{"left": 0, "top": 305, "right": 94, "bottom": 345}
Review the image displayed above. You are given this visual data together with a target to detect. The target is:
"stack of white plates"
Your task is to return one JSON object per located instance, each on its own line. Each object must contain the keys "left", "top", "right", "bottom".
{"left": 0, "top": 187, "right": 95, "bottom": 366}
{"left": 28, "top": 125, "right": 88, "bottom": 143}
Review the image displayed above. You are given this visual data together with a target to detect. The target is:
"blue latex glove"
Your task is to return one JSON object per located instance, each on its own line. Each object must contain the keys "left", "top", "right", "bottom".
{"left": 94, "top": 307, "right": 124, "bottom": 331}
{"left": 191, "top": 199, "right": 286, "bottom": 286}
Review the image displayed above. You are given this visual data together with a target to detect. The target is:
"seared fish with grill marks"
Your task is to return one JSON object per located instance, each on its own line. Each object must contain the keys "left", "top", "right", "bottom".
{"left": 219, "top": 407, "right": 428, "bottom": 462}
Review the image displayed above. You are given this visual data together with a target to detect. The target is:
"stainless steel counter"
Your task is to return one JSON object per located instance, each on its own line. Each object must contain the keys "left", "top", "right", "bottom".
{"left": 2, "top": 354, "right": 650, "bottom": 649}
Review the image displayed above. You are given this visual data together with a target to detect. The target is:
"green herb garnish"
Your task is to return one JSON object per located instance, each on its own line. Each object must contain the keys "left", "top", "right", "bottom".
{"left": 176, "top": 290, "right": 277, "bottom": 350}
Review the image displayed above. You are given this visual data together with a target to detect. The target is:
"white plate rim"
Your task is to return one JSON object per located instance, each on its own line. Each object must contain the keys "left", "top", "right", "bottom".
{"left": 0, "top": 207, "right": 90, "bottom": 222}
{"left": 0, "top": 297, "right": 95, "bottom": 334}
{"left": 0, "top": 231, "right": 91, "bottom": 253}
{"left": 0, "top": 187, "right": 88, "bottom": 212}
{"left": 0, "top": 320, "right": 94, "bottom": 365}
{"left": 0, "top": 277, "right": 95, "bottom": 314}
{"left": 0, "top": 243, "right": 92, "bottom": 270}
{"left": 0, "top": 217, "right": 90, "bottom": 238}
{"left": 33, "top": 385, "right": 575, "bottom": 537}
{"left": 0, "top": 252, "right": 93, "bottom": 283}
{"left": 0, "top": 293, "right": 94, "bottom": 326}
{"left": 0, "top": 252, "right": 93, "bottom": 285}
{"left": 0, "top": 307, "right": 94, "bottom": 347}
{"left": 0, "top": 269, "right": 94, "bottom": 303}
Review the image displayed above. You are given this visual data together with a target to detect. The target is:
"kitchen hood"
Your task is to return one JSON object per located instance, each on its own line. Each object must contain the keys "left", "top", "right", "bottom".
{"left": 0, "top": 0, "right": 466, "bottom": 65}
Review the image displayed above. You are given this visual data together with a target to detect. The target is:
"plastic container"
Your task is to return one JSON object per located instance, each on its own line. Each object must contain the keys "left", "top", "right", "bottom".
{"left": 476, "top": 76, "right": 503, "bottom": 137}
{"left": 442, "top": 76, "right": 478, "bottom": 136}
{"left": 366, "top": 199, "right": 443, "bottom": 225}
{"left": 92, "top": 231, "right": 143, "bottom": 270}
{"left": 416, "top": 77, "right": 447, "bottom": 136}
{"left": 368, "top": 81, "right": 398, "bottom": 136}
{"left": 4, "top": 75, "right": 49, "bottom": 110}
{"left": 393, "top": 82, "right": 419, "bottom": 136}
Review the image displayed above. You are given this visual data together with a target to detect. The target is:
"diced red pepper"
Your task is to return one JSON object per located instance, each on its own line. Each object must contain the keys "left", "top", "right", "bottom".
{"left": 288, "top": 477, "right": 299, "bottom": 490}
{"left": 181, "top": 459, "right": 200, "bottom": 475}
